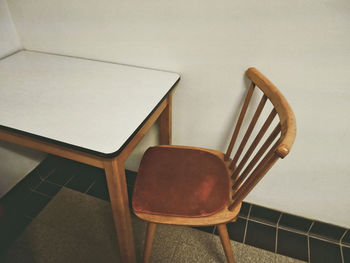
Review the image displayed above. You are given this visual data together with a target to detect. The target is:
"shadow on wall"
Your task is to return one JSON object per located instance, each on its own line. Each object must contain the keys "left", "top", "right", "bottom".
{"left": 0, "top": 141, "right": 44, "bottom": 160}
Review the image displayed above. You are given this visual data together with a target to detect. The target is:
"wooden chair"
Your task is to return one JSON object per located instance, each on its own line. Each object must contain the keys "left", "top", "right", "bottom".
{"left": 132, "top": 67, "right": 296, "bottom": 263}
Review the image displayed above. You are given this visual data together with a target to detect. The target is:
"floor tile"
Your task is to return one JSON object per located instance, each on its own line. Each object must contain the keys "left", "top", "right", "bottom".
{"left": 239, "top": 202, "right": 251, "bottom": 218}
{"left": 127, "top": 185, "right": 134, "bottom": 207}
{"left": 1, "top": 185, "right": 317, "bottom": 263}
{"left": 212, "top": 235, "right": 243, "bottom": 262}
{"left": 240, "top": 244, "right": 276, "bottom": 263}
{"left": 175, "top": 224, "right": 217, "bottom": 250}
{"left": 342, "top": 230, "right": 350, "bottom": 246}
{"left": 275, "top": 254, "right": 307, "bottom": 263}
{"left": 343, "top": 246, "right": 350, "bottom": 263}
{"left": 129, "top": 216, "right": 147, "bottom": 262}
{"left": 211, "top": 236, "right": 246, "bottom": 263}
{"left": 172, "top": 235, "right": 242, "bottom": 263}
{"left": 309, "top": 237, "right": 342, "bottom": 263}
{"left": 250, "top": 205, "right": 281, "bottom": 225}
{"left": 36, "top": 181, "right": 61, "bottom": 197}
{"left": 32, "top": 188, "right": 117, "bottom": 244}
{"left": 0, "top": 212, "right": 31, "bottom": 252}
{"left": 277, "top": 229, "right": 308, "bottom": 261}
{"left": 245, "top": 220, "right": 276, "bottom": 252}
{"left": 1, "top": 181, "right": 32, "bottom": 212}
{"left": 22, "top": 192, "right": 51, "bottom": 218}
{"left": 310, "top": 221, "right": 346, "bottom": 242}
{"left": 139, "top": 224, "right": 184, "bottom": 262}
{"left": 35, "top": 156, "right": 59, "bottom": 180}
{"left": 70, "top": 162, "right": 104, "bottom": 177}
{"left": 1, "top": 222, "right": 121, "bottom": 263}
{"left": 20, "top": 170, "right": 42, "bottom": 190}
{"left": 150, "top": 237, "right": 178, "bottom": 263}
{"left": 46, "top": 167, "right": 74, "bottom": 186}
{"left": 172, "top": 243, "right": 209, "bottom": 263}
{"left": 65, "top": 170, "right": 97, "bottom": 193}
{"left": 3, "top": 160, "right": 348, "bottom": 263}
{"left": 86, "top": 175, "right": 109, "bottom": 201}
{"left": 279, "top": 213, "right": 313, "bottom": 233}
{"left": 194, "top": 225, "right": 215, "bottom": 234}
{"left": 126, "top": 170, "right": 138, "bottom": 186}
{"left": 226, "top": 217, "right": 247, "bottom": 243}
{"left": 156, "top": 223, "right": 192, "bottom": 247}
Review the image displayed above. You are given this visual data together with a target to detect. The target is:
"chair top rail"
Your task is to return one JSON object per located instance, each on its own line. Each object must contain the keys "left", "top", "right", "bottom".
{"left": 246, "top": 67, "right": 296, "bottom": 158}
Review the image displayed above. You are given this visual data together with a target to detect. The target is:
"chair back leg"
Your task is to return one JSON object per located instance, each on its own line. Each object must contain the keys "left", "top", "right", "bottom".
{"left": 143, "top": 222, "right": 157, "bottom": 263}
{"left": 217, "top": 223, "right": 236, "bottom": 263}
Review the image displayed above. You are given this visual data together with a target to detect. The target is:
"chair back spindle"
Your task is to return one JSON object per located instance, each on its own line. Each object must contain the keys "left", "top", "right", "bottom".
{"left": 229, "top": 94, "right": 267, "bottom": 170}
{"left": 226, "top": 68, "right": 296, "bottom": 211}
{"left": 224, "top": 82, "right": 255, "bottom": 161}
{"left": 231, "top": 109, "right": 278, "bottom": 180}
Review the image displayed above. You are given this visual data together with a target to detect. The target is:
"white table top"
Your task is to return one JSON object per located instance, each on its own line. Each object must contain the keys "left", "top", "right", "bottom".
{"left": 0, "top": 51, "right": 180, "bottom": 156}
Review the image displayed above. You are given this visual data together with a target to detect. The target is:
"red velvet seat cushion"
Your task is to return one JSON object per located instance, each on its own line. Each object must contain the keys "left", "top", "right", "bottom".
{"left": 132, "top": 146, "right": 230, "bottom": 217}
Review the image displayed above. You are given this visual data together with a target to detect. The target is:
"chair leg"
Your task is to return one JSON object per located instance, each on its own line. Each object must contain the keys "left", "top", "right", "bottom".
{"left": 143, "top": 222, "right": 157, "bottom": 263}
{"left": 217, "top": 223, "right": 236, "bottom": 263}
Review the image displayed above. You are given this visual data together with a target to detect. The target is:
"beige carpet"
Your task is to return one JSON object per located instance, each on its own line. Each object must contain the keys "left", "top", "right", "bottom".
{"left": 0, "top": 187, "right": 305, "bottom": 262}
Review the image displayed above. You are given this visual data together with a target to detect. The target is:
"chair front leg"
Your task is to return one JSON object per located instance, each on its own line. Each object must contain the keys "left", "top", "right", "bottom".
{"left": 143, "top": 222, "right": 157, "bottom": 263}
{"left": 217, "top": 223, "right": 236, "bottom": 263}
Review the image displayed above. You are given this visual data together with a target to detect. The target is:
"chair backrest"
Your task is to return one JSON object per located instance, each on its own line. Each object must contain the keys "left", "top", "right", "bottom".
{"left": 225, "top": 68, "right": 296, "bottom": 210}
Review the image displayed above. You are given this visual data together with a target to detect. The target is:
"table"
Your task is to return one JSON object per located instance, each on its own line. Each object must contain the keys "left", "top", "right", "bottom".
{"left": 0, "top": 50, "right": 180, "bottom": 263}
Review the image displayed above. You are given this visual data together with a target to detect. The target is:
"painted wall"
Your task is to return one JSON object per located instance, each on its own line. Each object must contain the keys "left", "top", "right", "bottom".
{"left": 6, "top": 0, "right": 350, "bottom": 227}
{"left": 0, "top": 0, "right": 20, "bottom": 57}
{"left": 0, "top": 0, "right": 46, "bottom": 197}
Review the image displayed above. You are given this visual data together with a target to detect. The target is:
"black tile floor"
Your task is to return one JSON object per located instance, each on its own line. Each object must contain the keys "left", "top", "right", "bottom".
{"left": 245, "top": 220, "right": 276, "bottom": 252}
{"left": 277, "top": 229, "right": 308, "bottom": 261}
{"left": 1, "top": 155, "right": 349, "bottom": 263}
{"left": 279, "top": 213, "right": 313, "bottom": 233}
{"left": 310, "top": 222, "right": 347, "bottom": 243}
{"left": 343, "top": 231, "right": 350, "bottom": 246}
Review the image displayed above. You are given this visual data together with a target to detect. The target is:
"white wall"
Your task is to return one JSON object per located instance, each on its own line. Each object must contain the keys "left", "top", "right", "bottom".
{"left": 6, "top": 0, "right": 350, "bottom": 227}
{"left": 0, "top": 0, "right": 46, "bottom": 197}
{"left": 0, "top": 141, "right": 45, "bottom": 197}
{"left": 0, "top": 0, "right": 20, "bottom": 57}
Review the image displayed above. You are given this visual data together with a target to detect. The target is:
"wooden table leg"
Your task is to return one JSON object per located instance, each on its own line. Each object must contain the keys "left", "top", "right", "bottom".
{"left": 104, "top": 158, "right": 136, "bottom": 263}
{"left": 159, "top": 93, "right": 172, "bottom": 145}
